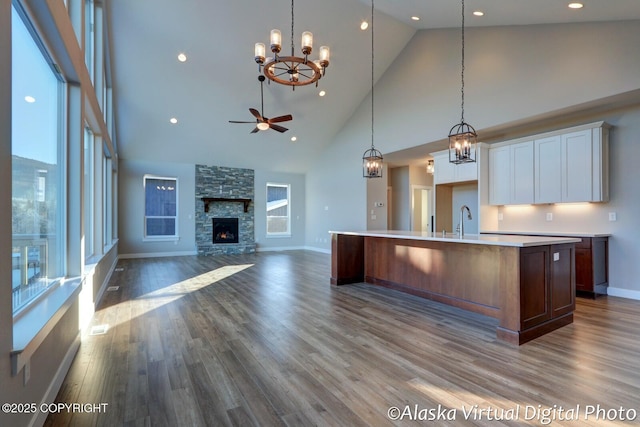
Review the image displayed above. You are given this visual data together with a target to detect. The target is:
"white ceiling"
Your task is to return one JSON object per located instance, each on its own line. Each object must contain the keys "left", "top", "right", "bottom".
{"left": 107, "top": 0, "right": 640, "bottom": 173}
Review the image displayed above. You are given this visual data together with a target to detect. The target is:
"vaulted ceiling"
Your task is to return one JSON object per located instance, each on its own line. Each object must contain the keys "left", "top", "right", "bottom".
{"left": 107, "top": 0, "right": 640, "bottom": 173}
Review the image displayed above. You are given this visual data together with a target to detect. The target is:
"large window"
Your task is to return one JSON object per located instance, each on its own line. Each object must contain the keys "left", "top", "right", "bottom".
{"left": 266, "top": 183, "right": 291, "bottom": 237}
{"left": 11, "top": 4, "right": 65, "bottom": 313}
{"left": 144, "top": 175, "right": 178, "bottom": 239}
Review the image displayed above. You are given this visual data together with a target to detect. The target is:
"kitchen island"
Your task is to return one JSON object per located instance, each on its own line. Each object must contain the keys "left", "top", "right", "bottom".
{"left": 330, "top": 230, "right": 581, "bottom": 345}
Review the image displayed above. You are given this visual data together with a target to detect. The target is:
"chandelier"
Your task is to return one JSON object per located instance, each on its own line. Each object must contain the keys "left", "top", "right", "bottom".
{"left": 254, "top": 0, "right": 330, "bottom": 89}
{"left": 362, "top": 0, "right": 383, "bottom": 178}
{"left": 448, "top": 0, "right": 477, "bottom": 164}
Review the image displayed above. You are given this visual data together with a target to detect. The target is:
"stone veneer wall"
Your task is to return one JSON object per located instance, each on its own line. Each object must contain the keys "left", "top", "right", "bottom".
{"left": 195, "top": 164, "right": 256, "bottom": 255}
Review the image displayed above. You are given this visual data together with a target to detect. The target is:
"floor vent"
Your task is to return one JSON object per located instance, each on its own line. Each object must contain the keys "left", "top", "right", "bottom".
{"left": 89, "top": 324, "right": 109, "bottom": 336}
{"left": 107, "top": 286, "right": 120, "bottom": 292}
{"left": 115, "top": 267, "right": 125, "bottom": 272}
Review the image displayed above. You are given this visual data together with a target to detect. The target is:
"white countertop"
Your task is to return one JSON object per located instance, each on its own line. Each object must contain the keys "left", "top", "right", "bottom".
{"left": 481, "top": 230, "right": 611, "bottom": 238}
{"left": 329, "top": 230, "right": 581, "bottom": 247}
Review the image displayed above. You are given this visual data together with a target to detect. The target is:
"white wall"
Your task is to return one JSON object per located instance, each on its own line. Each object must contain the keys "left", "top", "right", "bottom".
{"left": 254, "top": 170, "right": 306, "bottom": 250}
{"left": 118, "top": 159, "right": 197, "bottom": 257}
{"left": 304, "top": 20, "right": 640, "bottom": 296}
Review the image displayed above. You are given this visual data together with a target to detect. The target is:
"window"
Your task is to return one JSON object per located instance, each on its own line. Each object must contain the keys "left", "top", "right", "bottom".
{"left": 84, "top": 0, "right": 94, "bottom": 83}
{"left": 11, "top": 4, "right": 66, "bottom": 313}
{"left": 144, "top": 175, "right": 178, "bottom": 239}
{"left": 83, "top": 126, "right": 94, "bottom": 258}
{"left": 103, "top": 152, "right": 113, "bottom": 246}
{"left": 266, "top": 183, "right": 291, "bottom": 237}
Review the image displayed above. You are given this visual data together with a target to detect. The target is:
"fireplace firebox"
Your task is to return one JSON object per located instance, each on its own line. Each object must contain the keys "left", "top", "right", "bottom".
{"left": 212, "top": 218, "right": 239, "bottom": 244}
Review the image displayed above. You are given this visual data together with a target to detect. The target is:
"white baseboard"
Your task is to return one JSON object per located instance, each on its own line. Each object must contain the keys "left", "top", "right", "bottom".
{"left": 118, "top": 250, "right": 198, "bottom": 259}
{"left": 256, "top": 245, "right": 307, "bottom": 252}
{"left": 30, "top": 332, "right": 81, "bottom": 427}
{"left": 607, "top": 287, "right": 640, "bottom": 301}
{"left": 303, "top": 245, "right": 331, "bottom": 254}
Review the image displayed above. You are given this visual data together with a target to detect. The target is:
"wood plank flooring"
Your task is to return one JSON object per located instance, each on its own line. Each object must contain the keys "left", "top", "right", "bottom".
{"left": 45, "top": 251, "right": 640, "bottom": 426}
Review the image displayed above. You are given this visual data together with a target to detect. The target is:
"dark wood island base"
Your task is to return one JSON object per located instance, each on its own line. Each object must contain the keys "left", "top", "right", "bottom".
{"left": 330, "top": 232, "right": 578, "bottom": 345}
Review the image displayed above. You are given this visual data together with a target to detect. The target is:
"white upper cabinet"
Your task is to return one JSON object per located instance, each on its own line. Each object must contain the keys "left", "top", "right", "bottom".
{"left": 432, "top": 151, "right": 478, "bottom": 184}
{"left": 490, "top": 122, "right": 609, "bottom": 205}
{"left": 489, "top": 146, "right": 510, "bottom": 205}
{"left": 489, "top": 141, "right": 534, "bottom": 205}
{"left": 535, "top": 136, "right": 562, "bottom": 203}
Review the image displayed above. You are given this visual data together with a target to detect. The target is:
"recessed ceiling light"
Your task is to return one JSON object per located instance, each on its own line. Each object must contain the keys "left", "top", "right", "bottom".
{"left": 169, "top": 117, "right": 178, "bottom": 124}
{"left": 473, "top": 10, "right": 485, "bottom": 17}
{"left": 360, "top": 21, "right": 369, "bottom": 30}
{"left": 24, "top": 95, "right": 36, "bottom": 103}
{"left": 177, "top": 53, "right": 187, "bottom": 62}
{"left": 291, "top": 136, "right": 297, "bottom": 142}
{"left": 568, "top": 2, "right": 584, "bottom": 9}
{"left": 411, "top": 16, "right": 420, "bottom": 21}
{"left": 319, "top": 90, "right": 326, "bottom": 97}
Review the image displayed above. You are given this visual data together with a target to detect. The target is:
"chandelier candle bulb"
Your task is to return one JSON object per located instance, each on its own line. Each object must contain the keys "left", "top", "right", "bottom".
{"left": 254, "top": 43, "right": 266, "bottom": 64}
{"left": 319, "top": 46, "right": 330, "bottom": 67}
{"left": 270, "top": 29, "right": 282, "bottom": 53}
{"left": 301, "top": 31, "right": 313, "bottom": 55}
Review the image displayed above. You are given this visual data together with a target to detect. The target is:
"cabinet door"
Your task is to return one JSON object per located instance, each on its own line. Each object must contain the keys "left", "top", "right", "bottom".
{"left": 511, "top": 141, "right": 534, "bottom": 204}
{"left": 489, "top": 146, "right": 510, "bottom": 205}
{"left": 434, "top": 154, "right": 456, "bottom": 184}
{"left": 550, "top": 244, "right": 575, "bottom": 318}
{"left": 562, "top": 130, "right": 592, "bottom": 202}
{"left": 535, "top": 136, "right": 562, "bottom": 203}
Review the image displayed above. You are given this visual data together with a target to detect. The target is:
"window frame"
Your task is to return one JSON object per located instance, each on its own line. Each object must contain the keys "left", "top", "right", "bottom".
{"left": 143, "top": 174, "right": 179, "bottom": 241}
{"left": 266, "top": 182, "right": 291, "bottom": 238}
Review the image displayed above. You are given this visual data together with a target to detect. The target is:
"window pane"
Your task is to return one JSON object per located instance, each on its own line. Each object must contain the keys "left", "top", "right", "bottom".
{"left": 146, "top": 218, "right": 176, "bottom": 236}
{"left": 84, "top": 127, "right": 94, "bottom": 257}
{"left": 145, "top": 179, "right": 176, "bottom": 216}
{"left": 11, "top": 5, "right": 64, "bottom": 312}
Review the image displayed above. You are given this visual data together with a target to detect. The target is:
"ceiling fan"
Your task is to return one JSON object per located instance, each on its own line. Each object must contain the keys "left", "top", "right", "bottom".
{"left": 229, "top": 75, "right": 293, "bottom": 133}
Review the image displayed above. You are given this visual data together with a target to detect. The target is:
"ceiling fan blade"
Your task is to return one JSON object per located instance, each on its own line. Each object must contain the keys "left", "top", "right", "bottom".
{"left": 229, "top": 120, "right": 256, "bottom": 124}
{"left": 250, "top": 127, "right": 260, "bottom": 134}
{"left": 268, "top": 114, "right": 293, "bottom": 124}
{"left": 249, "top": 108, "right": 264, "bottom": 121}
{"left": 269, "top": 124, "right": 288, "bottom": 133}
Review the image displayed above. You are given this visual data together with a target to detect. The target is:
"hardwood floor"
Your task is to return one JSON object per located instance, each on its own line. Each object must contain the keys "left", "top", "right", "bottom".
{"left": 45, "top": 251, "right": 640, "bottom": 426}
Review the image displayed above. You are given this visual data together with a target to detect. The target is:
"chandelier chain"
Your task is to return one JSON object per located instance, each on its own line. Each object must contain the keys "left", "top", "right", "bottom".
{"left": 460, "top": 0, "right": 465, "bottom": 123}
{"left": 371, "top": 0, "right": 375, "bottom": 149}
{"left": 291, "top": 0, "right": 295, "bottom": 56}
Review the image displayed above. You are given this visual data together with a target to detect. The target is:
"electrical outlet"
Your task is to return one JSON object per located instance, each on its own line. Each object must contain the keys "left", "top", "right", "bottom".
{"left": 546, "top": 213, "right": 553, "bottom": 221}
{"left": 498, "top": 212, "right": 504, "bottom": 221}
{"left": 553, "top": 252, "right": 560, "bottom": 262}
{"left": 371, "top": 214, "right": 377, "bottom": 220}
{"left": 608, "top": 212, "right": 617, "bottom": 221}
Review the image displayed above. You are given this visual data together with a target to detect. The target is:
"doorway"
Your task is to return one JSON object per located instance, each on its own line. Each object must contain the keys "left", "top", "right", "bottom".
{"left": 411, "top": 185, "right": 433, "bottom": 232}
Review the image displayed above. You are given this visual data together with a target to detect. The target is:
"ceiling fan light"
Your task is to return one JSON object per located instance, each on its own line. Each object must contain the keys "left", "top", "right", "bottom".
{"left": 257, "top": 122, "right": 270, "bottom": 131}
{"left": 270, "top": 29, "right": 282, "bottom": 53}
{"left": 301, "top": 31, "right": 313, "bottom": 55}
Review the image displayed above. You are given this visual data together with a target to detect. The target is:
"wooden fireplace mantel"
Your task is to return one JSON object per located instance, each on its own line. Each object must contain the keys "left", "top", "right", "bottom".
{"left": 201, "top": 197, "right": 251, "bottom": 213}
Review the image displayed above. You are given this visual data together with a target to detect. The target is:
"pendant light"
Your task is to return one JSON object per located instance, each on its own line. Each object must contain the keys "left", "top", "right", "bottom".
{"left": 362, "top": 0, "right": 383, "bottom": 178}
{"left": 448, "top": 0, "right": 477, "bottom": 164}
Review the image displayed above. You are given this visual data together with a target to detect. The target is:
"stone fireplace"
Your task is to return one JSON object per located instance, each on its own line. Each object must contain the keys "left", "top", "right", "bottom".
{"left": 195, "top": 165, "right": 256, "bottom": 255}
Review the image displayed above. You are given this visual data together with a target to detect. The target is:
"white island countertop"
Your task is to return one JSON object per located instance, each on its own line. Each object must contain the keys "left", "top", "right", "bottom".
{"left": 329, "top": 230, "right": 581, "bottom": 247}
{"left": 481, "top": 230, "right": 611, "bottom": 238}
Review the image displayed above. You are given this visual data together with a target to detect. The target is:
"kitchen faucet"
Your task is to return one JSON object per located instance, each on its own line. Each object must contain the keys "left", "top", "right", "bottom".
{"left": 459, "top": 205, "right": 472, "bottom": 238}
